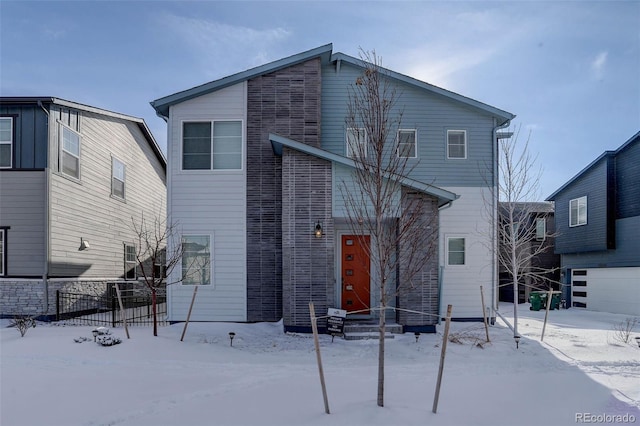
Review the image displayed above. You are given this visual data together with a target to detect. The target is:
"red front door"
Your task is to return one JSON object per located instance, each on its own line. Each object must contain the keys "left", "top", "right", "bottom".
{"left": 341, "top": 235, "right": 371, "bottom": 314}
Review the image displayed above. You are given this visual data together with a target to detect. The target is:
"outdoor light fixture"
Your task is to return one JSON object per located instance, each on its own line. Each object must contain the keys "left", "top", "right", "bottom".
{"left": 514, "top": 335, "right": 521, "bottom": 349}
{"left": 635, "top": 336, "right": 640, "bottom": 348}
{"left": 314, "top": 221, "right": 323, "bottom": 238}
{"left": 229, "top": 332, "right": 236, "bottom": 347}
{"left": 414, "top": 332, "right": 420, "bottom": 343}
{"left": 80, "top": 238, "right": 90, "bottom": 251}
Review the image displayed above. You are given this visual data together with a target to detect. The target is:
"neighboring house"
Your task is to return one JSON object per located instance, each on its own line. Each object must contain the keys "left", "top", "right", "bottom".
{"left": 151, "top": 44, "right": 514, "bottom": 333}
{"left": 0, "top": 97, "right": 166, "bottom": 318}
{"left": 497, "top": 202, "right": 560, "bottom": 304}
{"left": 546, "top": 131, "right": 640, "bottom": 316}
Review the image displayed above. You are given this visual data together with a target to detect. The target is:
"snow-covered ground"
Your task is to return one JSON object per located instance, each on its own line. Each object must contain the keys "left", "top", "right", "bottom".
{"left": 1, "top": 304, "right": 638, "bottom": 426}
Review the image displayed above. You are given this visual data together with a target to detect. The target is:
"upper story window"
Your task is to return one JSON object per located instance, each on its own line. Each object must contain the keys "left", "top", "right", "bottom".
{"left": 59, "top": 123, "right": 81, "bottom": 179}
{"left": 569, "top": 196, "right": 587, "bottom": 227}
{"left": 112, "top": 157, "right": 126, "bottom": 199}
{"left": 0, "top": 117, "right": 13, "bottom": 168}
{"left": 0, "top": 228, "right": 6, "bottom": 276}
{"left": 124, "top": 243, "right": 137, "bottom": 280}
{"left": 447, "top": 130, "right": 467, "bottom": 159}
{"left": 346, "top": 127, "right": 367, "bottom": 159}
{"left": 182, "top": 121, "right": 242, "bottom": 170}
{"left": 397, "top": 129, "right": 417, "bottom": 158}
{"left": 535, "top": 217, "right": 546, "bottom": 241}
{"left": 182, "top": 235, "right": 212, "bottom": 285}
{"left": 447, "top": 237, "right": 465, "bottom": 266}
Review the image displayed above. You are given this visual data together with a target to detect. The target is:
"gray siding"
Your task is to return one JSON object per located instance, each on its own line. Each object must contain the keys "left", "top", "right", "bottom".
{"left": 0, "top": 171, "right": 46, "bottom": 276}
{"left": 554, "top": 158, "right": 610, "bottom": 254}
{"left": 246, "top": 58, "right": 322, "bottom": 322}
{"left": 48, "top": 108, "right": 166, "bottom": 278}
{"left": 0, "top": 105, "right": 49, "bottom": 169}
{"left": 281, "top": 148, "right": 334, "bottom": 330}
{"left": 321, "top": 61, "right": 496, "bottom": 187}
{"left": 616, "top": 136, "right": 640, "bottom": 219}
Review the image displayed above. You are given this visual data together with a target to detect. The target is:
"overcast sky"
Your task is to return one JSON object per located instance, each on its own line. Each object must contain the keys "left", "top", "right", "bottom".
{"left": 1, "top": 0, "right": 638, "bottom": 198}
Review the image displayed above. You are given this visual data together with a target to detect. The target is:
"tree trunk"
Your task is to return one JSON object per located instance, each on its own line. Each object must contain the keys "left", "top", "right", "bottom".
{"left": 152, "top": 289, "right": 158, "bottom": 337}
{"left": 377, "top": 303, "right": 386, "bottom": 407}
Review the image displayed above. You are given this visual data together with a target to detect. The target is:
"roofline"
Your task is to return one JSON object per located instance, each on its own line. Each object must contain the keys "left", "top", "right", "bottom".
{"left": 330, "top": 53, "right": 515, "bottom": 125}
{"left": 546, "top": 131, "right": 639, "bottom": 201}
{"left": 0, "top": 96, "right": 166, "bottom": 169}
{"left": 151, "top": 43, "right": 334, "bottom": 119}
{"left": 269, "top": 133, "right": 459, "bottom": 207}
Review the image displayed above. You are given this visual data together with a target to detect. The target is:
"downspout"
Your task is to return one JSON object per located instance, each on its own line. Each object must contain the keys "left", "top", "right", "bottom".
{"left": 492, "top": 117, "right": 512, "bottom": 320}
{"left": 38, "top": 101, "right": 51, "bottom": 316}
{"left": 437, "top": 201, "right": 454, "bottom": 324}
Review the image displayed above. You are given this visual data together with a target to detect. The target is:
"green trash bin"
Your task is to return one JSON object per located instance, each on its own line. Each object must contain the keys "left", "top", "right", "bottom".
{"left": 529, "top": 291, "right": 543, "bottom": 311}
{"left": 550, "top": 292, "right": 561, "bottom": 310}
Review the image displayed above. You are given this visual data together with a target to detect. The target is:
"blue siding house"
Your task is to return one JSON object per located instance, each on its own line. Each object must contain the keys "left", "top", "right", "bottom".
{"left": 546, "top": 131, "right": 640, "bottom": 316}
{"left": 151, "top": 44, "right": 514, "bottom": 332}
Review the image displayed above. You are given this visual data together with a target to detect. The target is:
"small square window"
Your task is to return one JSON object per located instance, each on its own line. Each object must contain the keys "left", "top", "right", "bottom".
{"left": 397, "top": 129, "right": 417, "bottom": 158}
{"left": 447, "top": 130, "right": 467, "bottom": 159}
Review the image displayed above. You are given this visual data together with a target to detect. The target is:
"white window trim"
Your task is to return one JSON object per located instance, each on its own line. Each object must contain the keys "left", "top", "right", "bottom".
{"left": 397, "top": 129, "right": 417, "bottom": 158}
{"left": 0, "top": 117, "right": 13, "bottom": 169}
{"left": 181, "top": 234, "right": 213, "bottom": 286}
{"left": 569, "top": 196, "right": 587, "bottom": 227}
{"left": 446, "top": 129, "right": 467, "bottom": 160}
{"left": 180, "top": 120, "right": 244, "bottom": 172}
{"left": 58, "top": 121, "right": 81, "bottom": 180}
{"left": 124, "top": 243, "right": 137, "bottom": 280}
{"left": 111, "top": 156, "right": 126, "bottom": 200}
{"left": 446, "top": 236, "right": 466, "bottom": 266}
{"left": 346, "top": 127, "right": 367, "bottom": 159}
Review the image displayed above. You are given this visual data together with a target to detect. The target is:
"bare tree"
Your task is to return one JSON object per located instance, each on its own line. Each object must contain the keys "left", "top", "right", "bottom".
{"left": 340, "top": 50, "right": 438, "bottom": 407}
{"left": 494, "top": 126, "right": 559, "bottom": 337}
{"left": 131, "top": 213, "right": 183, "bottom": 336}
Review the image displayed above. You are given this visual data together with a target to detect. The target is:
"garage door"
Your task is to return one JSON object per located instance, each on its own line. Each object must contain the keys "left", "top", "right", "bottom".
{"left": 571, "top": 267, "right": 640, "bottom": 316}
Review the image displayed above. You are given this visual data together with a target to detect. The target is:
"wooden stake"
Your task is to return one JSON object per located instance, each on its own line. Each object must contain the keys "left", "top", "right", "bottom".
{"left": 309, "top": 302, "right": 330, "bottom": 414}
{"left": 480, "top": 285, "right": 490, "bottom": 343}
{"left": 433, "top": 304, "right": 452, "bottom": 414}
{"left": 541, "top": 288, "right": 553, "bottom": 342}
{"left": 180, "top": 286, "right": 198, "bottom": 342}
{"left": 114, "top": 283, "right": 130, "bottom": 339}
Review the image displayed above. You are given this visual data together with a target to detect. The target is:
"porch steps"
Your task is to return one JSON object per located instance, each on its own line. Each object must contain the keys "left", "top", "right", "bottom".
{"left": 342, "top": 322, "right": 403, "bottom": 340}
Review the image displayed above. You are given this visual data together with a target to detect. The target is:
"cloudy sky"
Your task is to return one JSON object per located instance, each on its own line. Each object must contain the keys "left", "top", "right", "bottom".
{"left": 1, "top": 0, "right": 638, "bottom": 197}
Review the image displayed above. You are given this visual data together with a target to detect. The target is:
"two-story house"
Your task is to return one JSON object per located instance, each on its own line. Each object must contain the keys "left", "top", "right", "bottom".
{"left": 151, "top": 44, "right": 514, "bottom": 333}
{"left": 497, "top": 202, "right": 561, "bottom": 304}
{"left": 0, "top": 97, "right": 166, "bottom": 319}
{"left": 546, "top": 131, "right": 639, "bottom": 316}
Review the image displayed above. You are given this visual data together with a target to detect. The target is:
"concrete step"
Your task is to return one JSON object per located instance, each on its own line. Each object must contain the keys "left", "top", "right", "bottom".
{"left": 342, "top": 322, "right": 403, "bottom": 340}
{"left": 343, "top": 331, "right": 396, "bottom": 341}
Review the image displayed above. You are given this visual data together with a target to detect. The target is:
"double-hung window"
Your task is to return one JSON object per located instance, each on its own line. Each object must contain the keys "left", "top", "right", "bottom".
{"left": 0, "top": 117, "right": 12, "bottom": 168}
{"left": 182, "top": 235, "right": 211, "bottom": 285}
{"left": 447, "top": 130, "right": 467, "bottom": 159}
{"left": 0, "top": 228, "right": 6, "bottom": 276}
{"left": 112, "top": 157, "right": 126, "bottom": 199}
{"left": 447, "top": 237, "right": 465, "bottom": 266}
{"left": 182, "top": 121, "right": 242, "bottom": 170}
{"left": 60, "top": 123, "right": 81, "bottom": 179}
{"left": 569, "top": 196, "right": 587, "bottom": 227}
{"left": 397, "top": 129, "right": 417, "bottom": 158}
{"left": 346, "top": 127, "right": 367, "bottom": 159}
{"left": 535, "top": 217, "right": 546, "bottom": 241}
{"left": 124, "top": 244, "right": 137, "bottom": 280}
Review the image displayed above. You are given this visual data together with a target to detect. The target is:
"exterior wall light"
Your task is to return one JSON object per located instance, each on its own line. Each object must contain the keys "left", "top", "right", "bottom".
{"left": 314, "top": 221, "right": 323, "bottom": 238}
{"left": 80, "top": 238, "right": 90, "bottom": 251}
{"left": 514, "top": 335, "right": 521, "bottom": 349}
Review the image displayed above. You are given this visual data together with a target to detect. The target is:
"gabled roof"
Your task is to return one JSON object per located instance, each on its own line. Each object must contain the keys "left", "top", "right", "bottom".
{"left": 269, "top": 133, "right": 459, "bottom": 207}
{"left": 546, "top": 131, "right": 640, "bottom": 200}
{"left": 0, "top": 96, "right": 166, "bottom": 169}
{"left": 151, "top": 44, "right": 334, "bottom": 119}
{"left": 150, "top": 43, "right": 515, "bottom": 126}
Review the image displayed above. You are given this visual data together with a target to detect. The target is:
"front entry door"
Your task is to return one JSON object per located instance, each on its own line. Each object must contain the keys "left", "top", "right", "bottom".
{"left": 341, "top": 235, "right": 371, "bottom": 314}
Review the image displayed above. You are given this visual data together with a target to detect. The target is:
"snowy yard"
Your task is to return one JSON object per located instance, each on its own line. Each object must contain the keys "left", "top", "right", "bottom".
{"left": 1, "top": 304, "right": 638, "bottom": 426}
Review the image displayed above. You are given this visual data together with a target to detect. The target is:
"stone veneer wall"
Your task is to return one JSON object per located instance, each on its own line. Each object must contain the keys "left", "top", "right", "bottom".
{"left": 397, "top": 189, "right": 441, "bottom": 330}
{"left": 0, "top": 279, "right": 111, "bottom": 318}
{"left": 281, "top": 149, "right": 334, "bottom": 331}
{"left": 246, "top": 58, "right": 322, "bottom": 322}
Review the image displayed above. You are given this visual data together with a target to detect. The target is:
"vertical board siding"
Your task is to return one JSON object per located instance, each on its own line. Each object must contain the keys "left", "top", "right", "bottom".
{"left": 439, "top": 187, "right": 495, "bottom": 318}
{"left": 246, "top": 58, "right": 322, "bottom": 322}
{"left": 0, "top": 104, "right": 49, "bottom": 169}
{"left": 281, "top": 149, "right": 334, "bottom": 329}
{"left": 48, "top": 109, "right": 166, "bottom": 278}
{"left": 616, "top": 137, "right": 640, "bottom": 219}
{"left": 321, "top": 61, "right": 496, "bottom": 187}
{"left": 167, "top": 83, "right": 247, "bottom": 322}
{"left": 0, "top": 171, "right": 46, "bottom": 275}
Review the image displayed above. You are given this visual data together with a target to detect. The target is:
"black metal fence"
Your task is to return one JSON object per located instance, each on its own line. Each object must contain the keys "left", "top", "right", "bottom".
{"left": 56, "top": 282, "right": 167, "bottom": 327}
